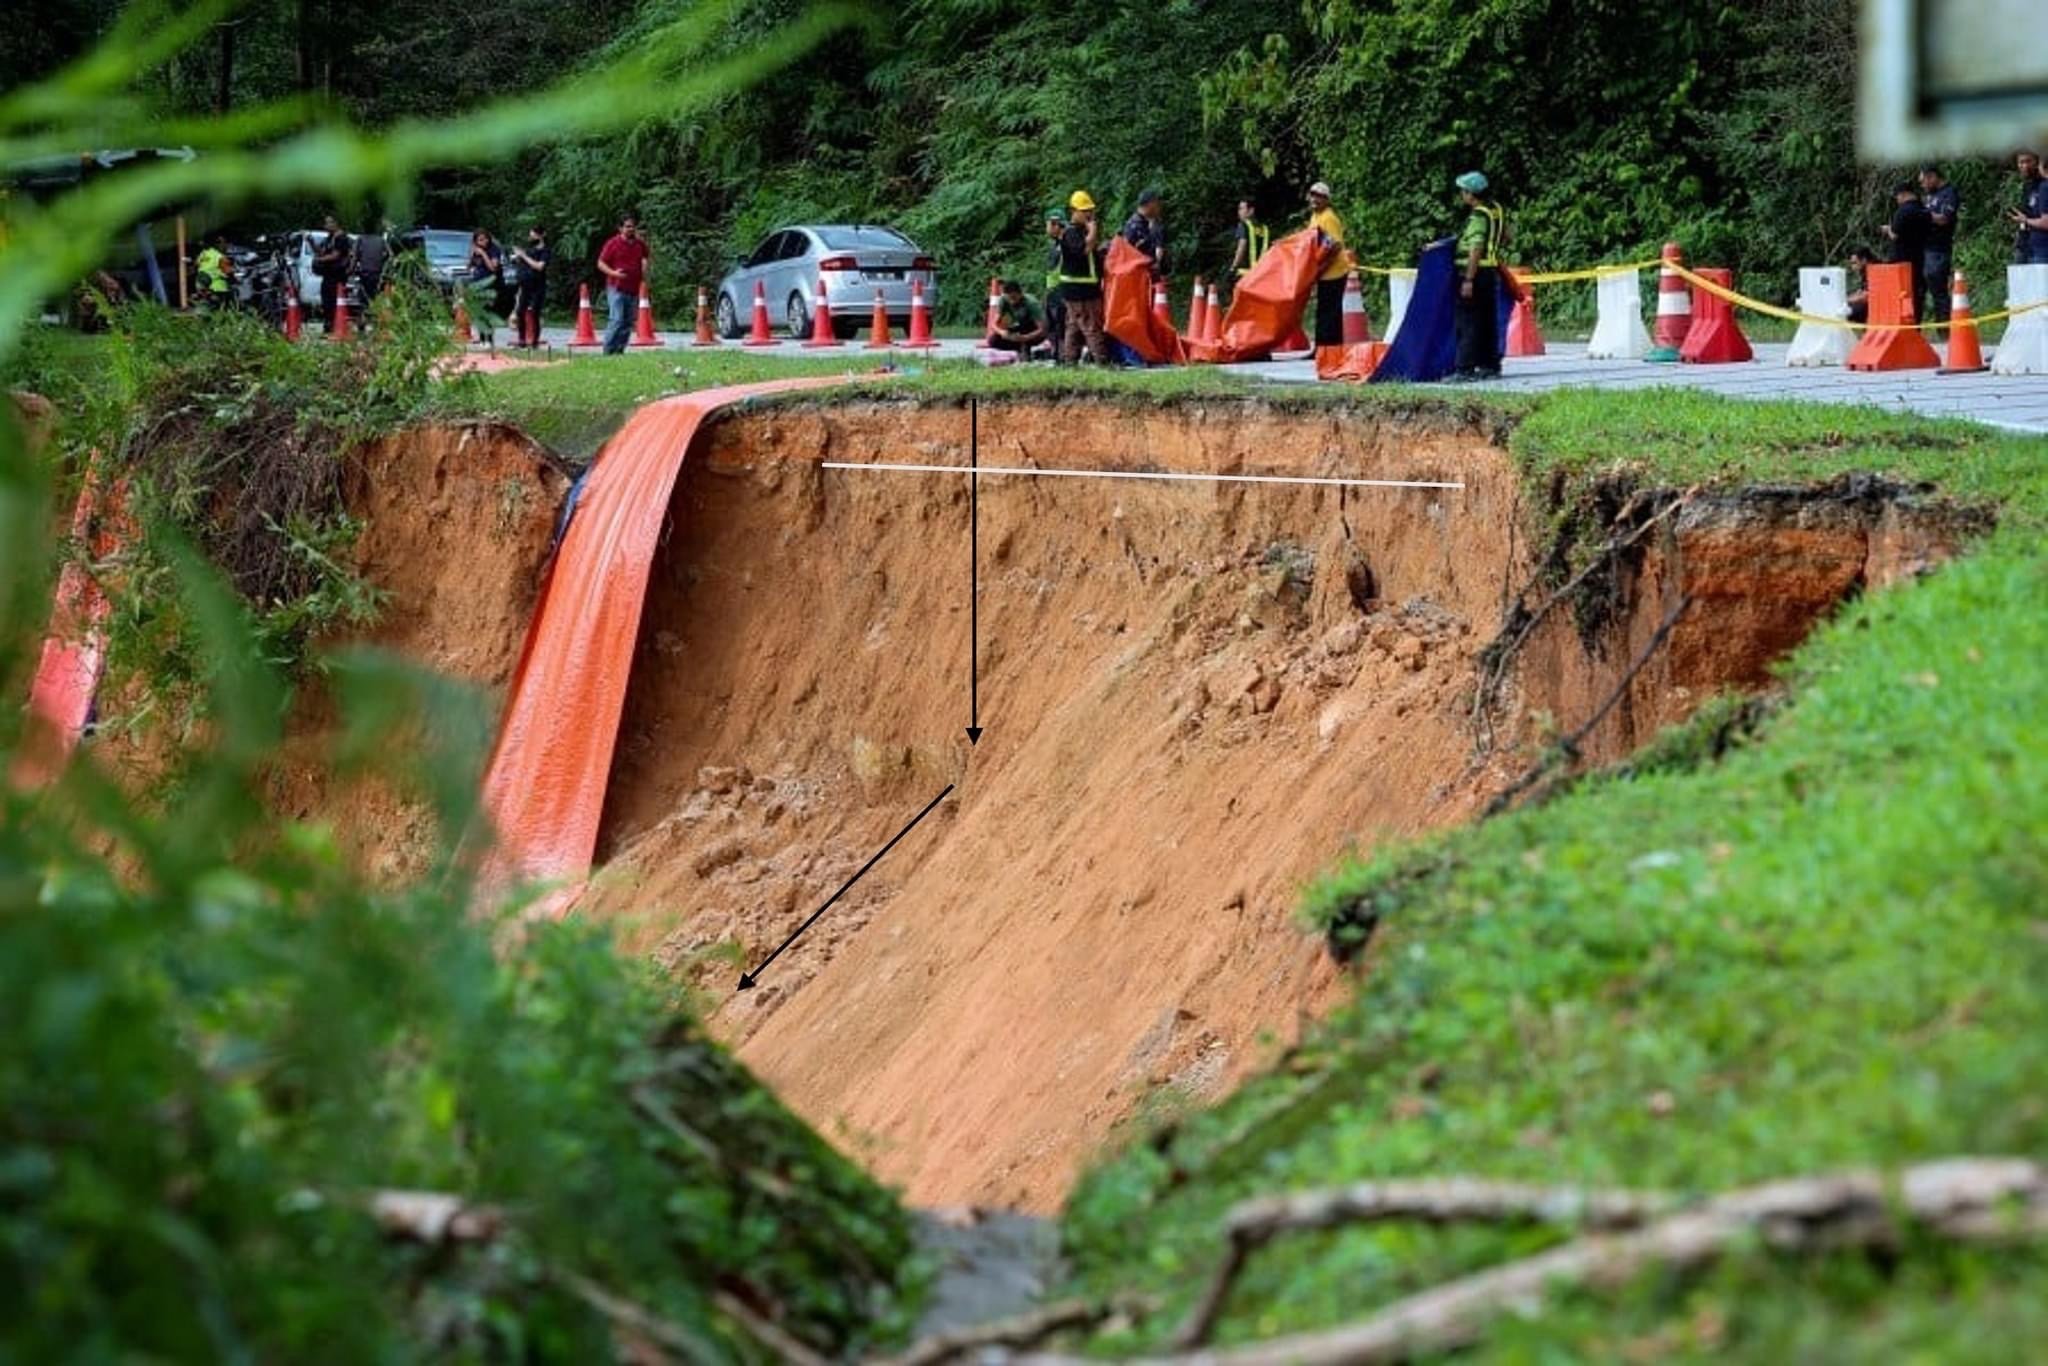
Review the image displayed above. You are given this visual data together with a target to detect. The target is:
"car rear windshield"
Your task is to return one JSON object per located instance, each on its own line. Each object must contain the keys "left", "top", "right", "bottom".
{"left": 812, "top": 227, "right": 917, "bottom": 252}
{"left": 420, "top": 231, "right": 470, "bottom": 262}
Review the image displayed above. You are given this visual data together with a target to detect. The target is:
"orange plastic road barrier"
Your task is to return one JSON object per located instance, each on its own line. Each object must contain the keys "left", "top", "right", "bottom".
{"left": 1847, "top": 262, "right": 1939, "bottom": 371}
{"left": 1184, "top": 228, "right": 1333, "bottom": 364}
{"left": 479, "top": 376, "right": 864, "bottom": 903}
{"left": 1940, "top": 270, "right": 1987, "bottom": 374}
{"left": 742, "top": 281, "right": 777, "bottom": 347}
{"left": 1188, "top": 277, "right": 1209, "bottom": 342}
{"left": 1105, "top": 237, "right": 1187, "bottom": 364}
{"left": 569, "top": 284, "right": 600, "bottom": 347}
{"left": 1678, "top": 267, "right": 1753, "bottom": 364}
{"left": 15, "top": 469, "right": 125, "bottom": 789}
{"left": 693, "top": 286, "right": 721, "bottom": 346}
{"left": 904, "top": 279, "right": 940, "bottom": 349}
{"left": 631, "top": 281, "right": 659, "bottom": 347}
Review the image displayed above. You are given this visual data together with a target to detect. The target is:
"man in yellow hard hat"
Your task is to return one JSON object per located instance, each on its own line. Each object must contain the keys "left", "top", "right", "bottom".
{"left": 1305, "top": 181, "right": 1352, "bottom": 351}
{"left": 1056, "top": 190, "right": 1110, "bottom": 365}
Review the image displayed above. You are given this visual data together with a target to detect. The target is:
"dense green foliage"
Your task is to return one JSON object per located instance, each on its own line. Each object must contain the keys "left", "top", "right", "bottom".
{"left": 1061, "top": 397, "right": 2048, "bottom": 1356}
{"left": 14, "top": 0, "right": 2034, "bottom": 326}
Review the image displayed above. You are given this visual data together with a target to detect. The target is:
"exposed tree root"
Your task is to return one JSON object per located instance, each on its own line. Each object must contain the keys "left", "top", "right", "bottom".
{"left": 1024, "top": 1158, "right": 2047, "bottom": 1366}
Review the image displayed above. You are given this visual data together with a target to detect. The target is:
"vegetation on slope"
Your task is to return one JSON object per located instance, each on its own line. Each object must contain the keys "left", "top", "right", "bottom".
{"left": 1058, "top": 405, "right": 2048, "bottom": 1357}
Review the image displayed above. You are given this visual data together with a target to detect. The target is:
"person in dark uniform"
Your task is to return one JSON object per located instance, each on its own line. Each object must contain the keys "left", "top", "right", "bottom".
{"left": 1451, "top": 171, "right": 1507, "bottom": 381}
{"left": 1121, "top": 188, "right": 1167, "bottom": 277}
{"left": 508, "top": 225, "right": 551, "bottom": 348}
{"left": 1917, "top": 164, "right": 1960, "bottom": 324}
{"left": 1057, "top": 191, "right": 1111, "bottom": 365}
{"left": 1881, "top": 182, "right": 1931, "bottom": 322}
{"left": 2011, "top": 150, "right": 2048, "bottom": 265}
{"left": 312, "top": 215, "right": 352, "bottom": 333}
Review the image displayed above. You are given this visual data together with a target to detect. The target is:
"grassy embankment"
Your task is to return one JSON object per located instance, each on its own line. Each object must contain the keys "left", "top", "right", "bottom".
{"left": 1049, "top": 393, "right": 2048, "bottom": 1359}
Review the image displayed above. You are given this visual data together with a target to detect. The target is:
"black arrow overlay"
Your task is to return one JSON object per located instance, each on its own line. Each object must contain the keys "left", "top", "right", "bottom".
{"left": 736, "top": 784, "right": 955, "bottom": 991}
{"left": 967, "top": 398, "right": 982, "bottom": 745}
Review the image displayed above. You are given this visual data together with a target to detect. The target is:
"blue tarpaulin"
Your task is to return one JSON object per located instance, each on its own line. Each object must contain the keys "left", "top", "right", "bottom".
{"left": 1370, "top": 240, "right": 1457, "bottom": 384}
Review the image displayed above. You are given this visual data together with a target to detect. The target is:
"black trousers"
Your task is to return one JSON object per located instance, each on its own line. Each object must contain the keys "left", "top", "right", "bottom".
{"left": 1314, "top": 277, "right": 1346, "bottom": 346}
{"left": 1455, "top": 267, "right": 1501, "bottom": 376}
{"left": 319, "top": 274, "right": 342, "bottom": 331}
{"left": 1921, "top": 249, "right": 1952, "bottom": 324}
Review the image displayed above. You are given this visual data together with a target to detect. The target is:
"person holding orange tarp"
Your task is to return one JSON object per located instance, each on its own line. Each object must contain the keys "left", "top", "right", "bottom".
{"left": 1104, "top": 235, "right": 1185, "bottom": 364}
{"left": 1186, "top": 228, "right": 1334, "bottom": 365}
{"left": 1306, "top": 181, "right": 1354, "bottom": 353}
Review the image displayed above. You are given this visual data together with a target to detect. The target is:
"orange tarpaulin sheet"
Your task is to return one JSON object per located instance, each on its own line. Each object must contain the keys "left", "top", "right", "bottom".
{"left": 1103, "top": 236, "right": 1184, "bottom": 365}
{"left": 1187, "top": 227, "right": 1334, "bottom": 364}
{"left": 15, "top": 468, "right": 124, "bottom": 788}
{"left": 479, "top": 375, "right": 856, "bottom": 902}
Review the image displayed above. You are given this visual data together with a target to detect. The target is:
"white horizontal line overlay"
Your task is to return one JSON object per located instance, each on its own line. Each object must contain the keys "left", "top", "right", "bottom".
{"left": 818, "top": 462, "right": 1464, "bottom": 491}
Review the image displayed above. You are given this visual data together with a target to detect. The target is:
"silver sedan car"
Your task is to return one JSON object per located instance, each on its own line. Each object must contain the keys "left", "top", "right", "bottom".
{"left": 715, "top": 224, "right": 938, "bottom": 340}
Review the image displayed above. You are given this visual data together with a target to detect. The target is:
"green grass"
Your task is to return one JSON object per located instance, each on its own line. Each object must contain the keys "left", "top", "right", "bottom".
{"left": 1054, "top": 393, "right": 2048, "bottom": 1356}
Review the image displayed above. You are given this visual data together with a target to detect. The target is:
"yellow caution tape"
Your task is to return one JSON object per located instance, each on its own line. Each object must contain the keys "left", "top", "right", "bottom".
{"left": 1667, "top": 261, "right": 2048, "bottom": 333}
{"left": 1511, "top": 259, "right": 1661, "bottom": 285}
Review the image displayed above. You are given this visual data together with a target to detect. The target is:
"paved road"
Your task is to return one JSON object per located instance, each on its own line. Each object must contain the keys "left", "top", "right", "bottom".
{"left": 530, "top": 328, "right": 2048, "bottom": 436}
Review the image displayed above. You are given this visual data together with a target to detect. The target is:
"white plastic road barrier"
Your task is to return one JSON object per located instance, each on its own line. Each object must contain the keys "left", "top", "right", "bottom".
{"left": 1991, "top": 264, "right": 2048, "bottom": 375}
{"left": 1587, "top": 268, "right": 1653, "bottom": 360}
{"left": 1787, "top": 267, "right": 1855, "bottom": 367}
{"left": 1386, "top": 269, "right": 1417, "bottom": 345}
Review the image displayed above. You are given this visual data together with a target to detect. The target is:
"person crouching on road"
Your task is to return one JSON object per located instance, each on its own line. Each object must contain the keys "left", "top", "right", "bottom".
{"left": 509, "top": 225, "right": 551, "bottom": 348}
{"left": 1057, "top": 192, "right": 1111, "bottom": 365}
{"left": 1042, "top": 209, "right": 1069, "bottom": 348}
{"left": 1305, "top": 181, "right": 1351, "bottom": 351}
{"left": 990, "top": 280, "right": 1050, "bottom": 358}
{"left": 1122, "top": 188, "right": 1168, "bottom": 278}
{"left": 1846, "top": 245, "right": 1875, "bottom": 324}
{"left": 1452, "top": 171, "right": 1507, "bottom": 381}
{"left": 597, "top": 213, "right": 650, "bottom": 355}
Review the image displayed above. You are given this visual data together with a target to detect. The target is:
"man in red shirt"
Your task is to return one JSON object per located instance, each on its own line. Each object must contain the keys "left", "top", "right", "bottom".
{"left": 596, "top": 213, "right": 651, "bottom": 354}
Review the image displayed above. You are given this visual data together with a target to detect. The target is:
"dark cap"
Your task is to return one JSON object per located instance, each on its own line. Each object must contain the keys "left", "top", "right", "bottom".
{"left": 1894, "top": 181, "right": 1919, "bottom": 195}
{"left": 1136, "top": 188, "right": 1162, "bottom": 207}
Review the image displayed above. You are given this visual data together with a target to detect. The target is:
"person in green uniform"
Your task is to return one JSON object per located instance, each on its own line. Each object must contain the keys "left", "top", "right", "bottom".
{"left": 194, "top": 233, "right": 234, "bottom": 310}
{"left": 1452, "top": 171, "right": 1507, "bottom": 380}
{"left": 990, "top": 279, "right": 1049, "bottom": 357}
{"left": 1229, "top": 198, "right": 1269, "bottom": 279}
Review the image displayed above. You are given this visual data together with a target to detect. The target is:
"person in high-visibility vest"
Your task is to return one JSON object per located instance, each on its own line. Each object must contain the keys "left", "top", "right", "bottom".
{"left": 1229, "top": 198, "right": 1270, "bottom": 279}
{"left": 194, "top": 233, "right": 234, "bottom": 310}
{"left": 1451, "top": 171, "right": 1508, "bottom": 381}
{"left": 1056, "top": 191, "right": 1111, "bottom": 365}
{"left": 1305, "top": 181, "right": 1352, "bottom": 349}
{"left": 1042, "top": 207, "right": 1070, "bottom": 350}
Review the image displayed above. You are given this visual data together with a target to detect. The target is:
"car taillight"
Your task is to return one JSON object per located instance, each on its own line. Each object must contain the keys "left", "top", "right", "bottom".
{"left": 912, "top": 256, "right": 936, "bottom": 272}
{"left": 817, "top": 256, "right": 857, "bottom": 272}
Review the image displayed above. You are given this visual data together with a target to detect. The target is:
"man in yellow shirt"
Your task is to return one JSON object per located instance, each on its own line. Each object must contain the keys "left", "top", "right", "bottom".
{"left": 1306, "top": 181, "right": 1353, "bottom": 349}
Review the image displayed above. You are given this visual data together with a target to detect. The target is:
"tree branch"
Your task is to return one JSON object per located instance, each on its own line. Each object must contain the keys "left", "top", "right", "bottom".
{"left": 886, "top": 1295, "right": 1156, "bottom": 1366}
{"left": 1029, "top": 1159, "right": 2048, "bottom": 1366}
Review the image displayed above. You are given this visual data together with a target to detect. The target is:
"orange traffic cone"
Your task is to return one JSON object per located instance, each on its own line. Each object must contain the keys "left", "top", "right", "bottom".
{"left": 982, "top": 276, "right": 1002, "bottom": 344}
{"left": 1504, "top": 276, "right": 1545, "bottom": 356}
{"left": 864, "top": 288, "right": 895, "bottom": 350}
{"left": 742, "top": 281, "right": 776, "bottom": 347}
{"left": 283, "top": 289, "right": 302, "bottom": 342}
{"left": 1341, "top": 270, "right": 1371, "bottom": 346}
{"left": 1202, "top": 281, "right": 1222, "bottom": 344}
{"left": 904, "top": 279, "right": 939, "bottom": 349}
{"left": 1151, "top": 276, "right": 1172, "bottom": 332}
{"left": 1647, "top": 241, "right": 1690, "bottom": 362}
{"left": 693, "top": 286, "right": 721, "bottom": 347}
{"left": 330, "top": 290, "right": 352, "bottom": 341}
{"left": 1939, "top": 270, "right": 1986, "bottom": 374}
{"left": 453, "top": 293, "right": 474, "bottom": 344}
{"left": 630, "top": 281, "right": 658, "bottom": 347}
{"left": 1188, "top": 277, "right": 1208, "bottom": 340}
{"left": 569, "top": 283, "right": 600, "bottom": 347}
{"left": 803, "top": 278, "right": 843, "bottom": 349}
